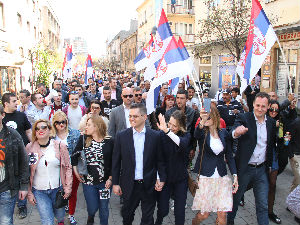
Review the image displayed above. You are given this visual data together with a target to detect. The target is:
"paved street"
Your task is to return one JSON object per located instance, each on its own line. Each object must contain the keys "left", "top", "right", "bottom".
{"left": 14, "top": 163, "right": 298, "bottom": 225}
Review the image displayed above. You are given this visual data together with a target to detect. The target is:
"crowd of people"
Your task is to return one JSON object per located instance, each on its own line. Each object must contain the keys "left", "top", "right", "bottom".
{"left": 0, "top": 70, "right": 299, "bottom": 225}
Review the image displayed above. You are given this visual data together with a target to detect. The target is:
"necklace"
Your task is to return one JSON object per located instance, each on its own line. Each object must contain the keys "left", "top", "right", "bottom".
{"left": 39, "top": 139, "right": 51, "bottom": 148}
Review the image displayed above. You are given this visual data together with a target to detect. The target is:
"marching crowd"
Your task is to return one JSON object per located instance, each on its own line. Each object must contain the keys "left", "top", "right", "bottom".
{"left": 0, "top": 71, "right": 299, "bottom": 225}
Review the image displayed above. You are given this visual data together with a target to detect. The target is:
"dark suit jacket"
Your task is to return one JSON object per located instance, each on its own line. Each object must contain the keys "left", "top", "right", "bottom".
{"left": 230, "top": 112, "right": 276, "bottom": 176}
{"left": 112, "top": 127, "right": 166, "bottom": 199}
{"left": 193, "top": 127, "right": 237, "bottom": 177}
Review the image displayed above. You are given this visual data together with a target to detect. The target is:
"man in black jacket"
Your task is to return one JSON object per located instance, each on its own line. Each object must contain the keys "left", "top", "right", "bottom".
{"left": 227, "top": 92, "right": 276, "bottom": 225}
{"left": 0, "top": 105, "right": 29, "bottom": 225}
{"left": 112, "top": 103, "right": 166, "bottom": 225}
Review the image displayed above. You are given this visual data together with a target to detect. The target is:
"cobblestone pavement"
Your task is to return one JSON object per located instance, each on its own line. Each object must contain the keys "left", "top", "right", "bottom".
{"left": 14, "top": 165, "right": 298, "bottom": 225}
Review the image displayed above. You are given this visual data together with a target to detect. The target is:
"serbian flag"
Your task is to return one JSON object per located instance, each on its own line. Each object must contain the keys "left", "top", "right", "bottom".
{"left": 146, "top": 36, "right": 193, "bottom": 114}
{"left": 134, "top": 34, "right": 154, "bottom": 71}
{"left": 237, "top": 0, "right": 277, "bottom": 93}
{"left": 85, "top": 54, "right": 93, "bottom": 85}
{"left": 63, "top": 45, "right": 73, "bottom": 80}
{"left": 135, "top": 9, "right": 173, "bottom": 75}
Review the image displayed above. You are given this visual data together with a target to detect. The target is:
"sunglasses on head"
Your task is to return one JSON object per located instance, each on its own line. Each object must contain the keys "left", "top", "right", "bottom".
{"left": 54, "top": 120, "right": 66, "bottom": 125}
{"left": 135, "top": 94, "right": 142, "bottom": 97}
{"left": 269, "top": 108, "right": 279, "bottom": 113}
{"left": 35, "top": 125, "right": 48, "bottom": 131}
{"left": 123, "top": 94, "right": 133, "bottom": 98}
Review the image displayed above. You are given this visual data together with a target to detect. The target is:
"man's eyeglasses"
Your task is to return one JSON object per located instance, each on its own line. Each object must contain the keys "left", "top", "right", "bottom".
{"left": 35, "top": 125, "right": 48, "bottom": 131}
{"left": 269, "top": 108, "right": 279, "bottom": 113}
{"left": 123, "top": 94, "right": 133, "bottom": 98}
{"left": 135, "top": 94, "right": 142, "bottom": 97}
{"left": 54, "top": 120, "right": 66, "bottom": 125}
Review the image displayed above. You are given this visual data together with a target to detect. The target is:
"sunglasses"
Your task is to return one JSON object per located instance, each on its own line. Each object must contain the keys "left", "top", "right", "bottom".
{"left": 135, "top": 94, "right": 142, "bottom": 97}
{"left": 269, "top": 108, "right": 279, "bottom": 113}
{"left": 54, "top": 120, "right": 66, "bottom": 125}
{"left": 123, "top": 94, "right": 133, "bottom": 98}
{"left": 70, "top": 91, "right": 78, "bottom": 94}
{"left": 35, "top": 125, "right": 48, "bottom": 131}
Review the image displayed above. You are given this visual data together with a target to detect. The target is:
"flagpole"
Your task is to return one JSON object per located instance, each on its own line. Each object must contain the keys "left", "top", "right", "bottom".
{"left": 189, "top": 67, "right": 203, "bottom": 107}
{"left": 276, "top": 38, "right": 292, "bottom": 94}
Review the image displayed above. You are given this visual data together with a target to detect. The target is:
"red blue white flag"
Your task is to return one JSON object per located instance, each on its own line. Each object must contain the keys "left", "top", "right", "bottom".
{"left": 237, "top": 0, "right": 277, "bottom": 93}
{"left": 63, "top": 45, "right": 73, "bottom": 80}
{"left": 85, "top": 54, "right": 94, "bottom": 84}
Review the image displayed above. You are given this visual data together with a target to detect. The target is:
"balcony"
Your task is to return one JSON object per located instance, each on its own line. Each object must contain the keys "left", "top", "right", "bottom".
{"left": 174, "top": 33, "right": 195, "bottom": 43}
{"left": 167, "top": 4, "right": 195, "bottom": 15}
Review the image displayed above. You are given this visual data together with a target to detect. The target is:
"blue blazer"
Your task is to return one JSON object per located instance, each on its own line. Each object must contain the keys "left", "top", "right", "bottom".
{"left": 112, "top": 127, "right": 166, "bottom": 199}
{"left": 193, "top": 127, "right": 237, "bottom": 177}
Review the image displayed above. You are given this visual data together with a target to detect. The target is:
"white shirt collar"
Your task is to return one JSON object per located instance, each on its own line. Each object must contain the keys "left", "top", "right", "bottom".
{"left": 253, "top": 113, "right": 267, "bottom": 124}
{"left": 133, "top": 126, "right": 146, "bottom": 135}
{"left": 123, "top": 103, "right": 130, "bottom": 110}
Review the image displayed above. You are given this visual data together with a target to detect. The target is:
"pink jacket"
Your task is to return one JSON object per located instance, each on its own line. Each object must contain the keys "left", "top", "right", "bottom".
{"left": 26, "top": 140, "right": 73, "bottom": 201}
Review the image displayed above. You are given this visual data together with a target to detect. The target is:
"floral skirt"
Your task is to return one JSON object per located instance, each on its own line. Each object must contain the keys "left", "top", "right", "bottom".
{"left": 191, "top": 175, "right": 233, "bottom": 213}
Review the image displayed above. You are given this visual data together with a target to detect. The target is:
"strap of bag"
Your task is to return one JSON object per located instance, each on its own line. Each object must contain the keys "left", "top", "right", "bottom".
{"left": 197, "top": 130, "right": 208, "bottom": 181}
{"left": 58, "top": 141, "right": 62, "bottom": 188}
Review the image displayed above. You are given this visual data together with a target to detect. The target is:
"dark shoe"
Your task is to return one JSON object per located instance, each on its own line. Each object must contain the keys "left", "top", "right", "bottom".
{"left": 18, "top": 206, "right": 27, "bottom": 219}
{"left": 227, "top": 220, "right": 234, "bottom": 225}
{"left": 87, "top": 216, "right": 94, "bottom": 225}
{"left": 239, "top": 200, "right": 245, "bottom": 207}
{"left": 294, "top": 216, "right": 300, "bottom": 224}
{"left": 269, "top": 213, "right": 281, "bottom": 224}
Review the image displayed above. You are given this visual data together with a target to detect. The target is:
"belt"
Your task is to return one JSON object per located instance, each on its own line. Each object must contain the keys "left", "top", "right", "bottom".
{"left": 248, "top": 163, "right": 265, "bottom": 168}
{"left": 134, "top": 179, "right": 144, "bottom": 184}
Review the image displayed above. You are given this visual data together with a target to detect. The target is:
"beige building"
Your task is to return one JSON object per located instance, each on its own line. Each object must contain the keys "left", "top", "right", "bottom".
{"left": 137, "top": 0, "right": 195, "bottom": 51}
{"left": 0, "top": 0, "right": 62, "bottom": 95}
{"left": 120, "top": 31, "right": 138, "bottom": 72}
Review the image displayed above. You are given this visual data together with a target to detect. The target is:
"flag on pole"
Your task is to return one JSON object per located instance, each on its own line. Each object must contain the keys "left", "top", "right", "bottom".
{"left": 236, "top": 0, "right": 277, "bottom": 93}
{"left": 85, "top": 54, "right": 93, "bottom": 85}
{"left": 134, "top": 9, "right": 173, "bottom": 75}
{"left": 146, "top": 36, "right": 193, "bottom": 114}
{"left": 63, "top": 45, "right": 73, "bottom": 80}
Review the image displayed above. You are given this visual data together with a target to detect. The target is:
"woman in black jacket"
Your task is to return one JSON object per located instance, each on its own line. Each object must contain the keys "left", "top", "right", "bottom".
{"left": 192, "top": 105, "right": 238, "bottom": 225}
{"left": 155, "top": 110, "right": 191, "bottom": 225}
{"left": 71, "top": 115, "right": 113, "bottom": 225}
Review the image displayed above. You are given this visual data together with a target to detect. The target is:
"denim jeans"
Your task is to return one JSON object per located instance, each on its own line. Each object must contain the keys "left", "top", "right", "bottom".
{"left": 82, "top": 182, "right": 110, "bottom": 225}
{"left": 0, "top": 191, "right": 17, "bottom": 225}
{"left": 32, "top": 187, "right": 65, "bottom": 225}
{"left": 227, "top": 165, "right": 269, "bottom": 225}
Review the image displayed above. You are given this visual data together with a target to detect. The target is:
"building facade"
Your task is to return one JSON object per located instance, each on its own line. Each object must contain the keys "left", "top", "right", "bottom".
{"left": 0, "top": 0, "right": 62, "bottom": 95}
{"left": 120, "top": 31, "right": 138, "bottom": 72}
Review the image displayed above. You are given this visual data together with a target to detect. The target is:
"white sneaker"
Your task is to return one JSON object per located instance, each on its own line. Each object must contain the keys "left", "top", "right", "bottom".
{"left": 69, "top": 215, "right": 77, "bottom": 225}
{"left": 170, "top": 200, "right": 174, "bottom": 211}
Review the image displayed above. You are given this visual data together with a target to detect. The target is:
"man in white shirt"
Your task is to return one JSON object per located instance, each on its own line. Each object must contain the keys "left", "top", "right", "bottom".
{"left": 17, "top": 89, "right": 34, "bottom": 115}
{"left": 27, "top": 93, "right": 51, "bottom": 125}
{"left": 186, "top": 86, "right": 201, "bottom": 110}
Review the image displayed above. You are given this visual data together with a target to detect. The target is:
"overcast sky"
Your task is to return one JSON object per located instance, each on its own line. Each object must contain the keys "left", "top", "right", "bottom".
{"left": 51, "top": 0, "right": 143, "bottom": 58}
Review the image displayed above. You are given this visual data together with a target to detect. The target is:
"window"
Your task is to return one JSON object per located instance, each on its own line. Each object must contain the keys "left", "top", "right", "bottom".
{"left": 189, "top": 24, "right": 193, "bottom": 34}
{"left": 175, "top": 23, "right": 178, "bottom": 34}
{"left": 27, "top": 21, "right": 30, "bottom": 32}
{"left": 0, "top": 3, "right": 4, "bottom": 29}
{"left": 19, "top": 47, "right": 24, "bottom": 57}
{"left": 184, "top": 24, "right": 188, "bottom": 35}
{"left": 32, "top": 0, "right": 35, "bottom": 12}
{"left": 34, "top": 26, "right": 36, "bottom": 39}
{"left": 17, "top": 13, "right": 22, "bottom": 28}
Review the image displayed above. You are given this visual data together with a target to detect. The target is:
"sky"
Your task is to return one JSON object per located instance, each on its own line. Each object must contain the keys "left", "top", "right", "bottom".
{"left": 51, "top": 0, "right": 143, "bottom": 58}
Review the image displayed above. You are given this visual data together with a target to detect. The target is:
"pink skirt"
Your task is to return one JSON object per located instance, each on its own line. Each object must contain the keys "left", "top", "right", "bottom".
{"left": 191, "top": 175, "right": 233, "bottom": 213}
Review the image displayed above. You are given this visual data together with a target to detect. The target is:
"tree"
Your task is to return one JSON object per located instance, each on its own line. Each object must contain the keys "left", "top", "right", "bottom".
{"left": 193, "top": 0, "right": 252, "bottom": 62}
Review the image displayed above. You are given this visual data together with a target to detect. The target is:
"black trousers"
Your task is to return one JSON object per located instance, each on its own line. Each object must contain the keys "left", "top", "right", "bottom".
{"left": 122, "top": 182, "right": 156, "bottom": 225}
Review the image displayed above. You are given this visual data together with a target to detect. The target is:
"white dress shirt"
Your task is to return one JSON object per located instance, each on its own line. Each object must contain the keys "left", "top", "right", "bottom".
{"left": 123, "top": 104, "right": 131, "bottom": 128}
{"left": 248, "top": 115, "right": 267, "bottom": 165}
{"left": 133, "top": 126, "right": 146, "bottom": 180}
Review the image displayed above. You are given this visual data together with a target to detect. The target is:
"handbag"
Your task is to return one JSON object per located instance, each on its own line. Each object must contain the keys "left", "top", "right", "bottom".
{"left": 54, "top": 142, "right": 69, "bottom": 209}
{"left": 76, "top": 135, "right": 88, "bottom": 175}
{"left": 188, "top": 131, "right": 208, "bottom": 197}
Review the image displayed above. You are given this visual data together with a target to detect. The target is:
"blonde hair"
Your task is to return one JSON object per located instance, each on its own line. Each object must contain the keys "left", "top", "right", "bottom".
{"left": 32, "top": 119, "right": 52, "bottom": 142}
{"left": 85, "top": 115, "right": 109, "bottom": 147}
{"left": 52, "top": 111, "right": 69, "bottom": 136}
{"left": 206, "top": 104, "right": 221, "bottom": 131}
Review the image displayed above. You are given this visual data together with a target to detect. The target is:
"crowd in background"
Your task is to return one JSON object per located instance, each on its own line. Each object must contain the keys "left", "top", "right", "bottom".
{"left": 0, "top": 70, "right": 299, "bottom": 225}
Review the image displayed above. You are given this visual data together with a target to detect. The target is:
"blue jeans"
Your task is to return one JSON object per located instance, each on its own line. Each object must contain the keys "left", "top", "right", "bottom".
{"left": 17, "top": 198, "right": 27, "bottom": 208}
{"left": 227, "top": 165, "right": 269, "bottom": 225}
{"left": 82, "top": 182, "right": 110, "bottom": 225}
{"left": 32, "top": 187, "right": 65, "bottom": 225}
{"left": 0, "top": 191, "right": 17, "bottom": 225}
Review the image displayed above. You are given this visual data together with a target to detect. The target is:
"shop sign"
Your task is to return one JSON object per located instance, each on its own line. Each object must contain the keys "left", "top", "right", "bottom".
{"left": 278, "top": 32, "right": 300, "bottom": 41}
{"left": 282, "top": 40, "right": 300, "bottom": 50}
{"left": 219, "top": 54, "right": 235, "bottom": 64}
{"left": 218, "top": 65, "right": 236, "bottom": 88}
